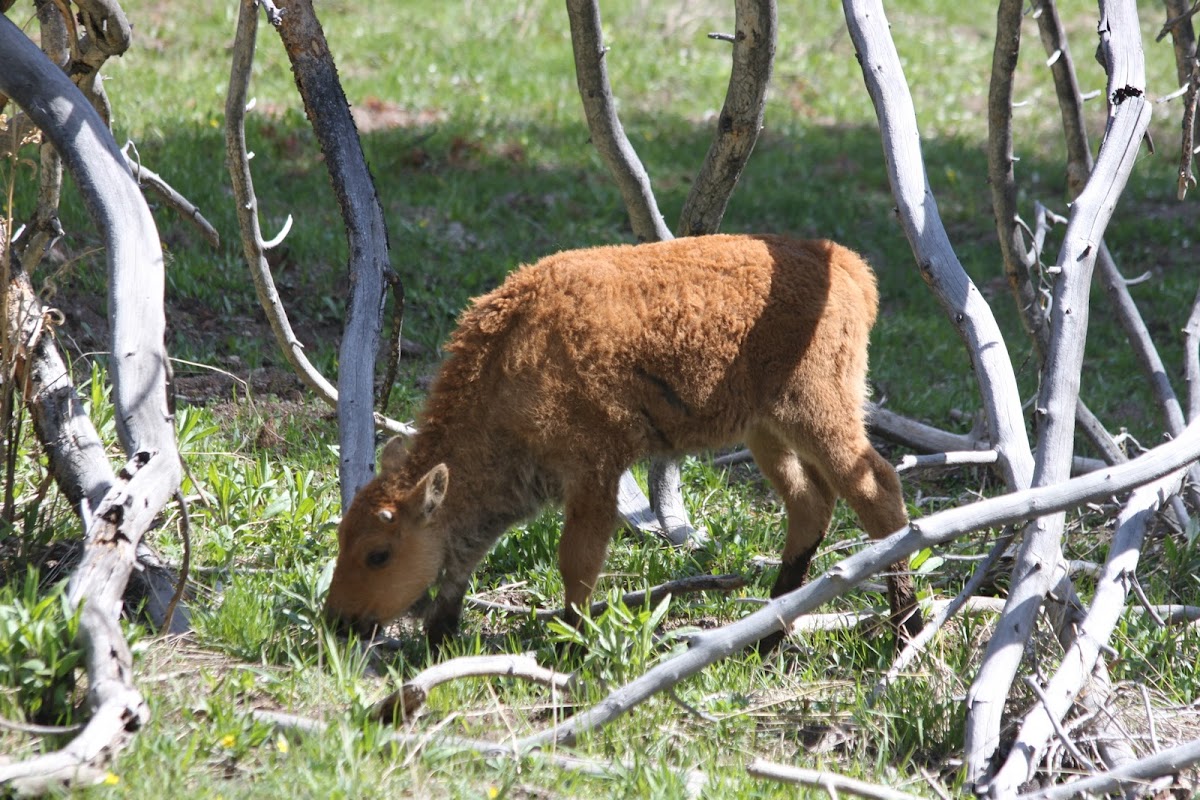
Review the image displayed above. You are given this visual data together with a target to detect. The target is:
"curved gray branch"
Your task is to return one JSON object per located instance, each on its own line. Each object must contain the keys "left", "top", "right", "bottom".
{"left": 989, "top": 470, "right": 1184, "bottom": 795}
{"left": 1018, "top": 726, "right": 1200, "bottom": 799}
{"left": 226, "top": 0, "right": 413, "bottom": 443}
{"left": 0, "top": 13, "right": 180, "bottom": 789}
{"left": 842, "top": 0, "right": 1035, "bottom": 493}
{"left": 272, "top": 0, "right": 396, "bottom": 505}
{"left": 565, "top": 0, "right": 671, "bottom": 242}
{"left": 989, "top": 0, "right": 1048, "bottom": 352}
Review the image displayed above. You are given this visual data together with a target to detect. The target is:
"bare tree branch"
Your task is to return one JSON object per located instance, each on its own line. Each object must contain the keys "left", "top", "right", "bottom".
{"left": 747, "top": 758, "right": 926, "bottom": 800}
{"left": 271, "top": 0, "right": 396, "bottom": 506}
{"left": 1037, "top": 0, "right": 1199, "bottom": 519}
{"left": 121, "top": 142, "right": 219, "bottom": 249}
{"left": 564, "top": 0, "right": 671, "bottom": 242}
{"left": 225, "top": 0, "right": 413, "bottom": 440}
{"left": 987, "top": 469, "right": 1184, "bottom": 795}
{"left": 676, "top": 0, "right": 776, "bottom": 236}
{"left": 1162, "top": 0, "right": 1200, "bottom": 198}
{"left": 842, "top": 0, "right": 1035, "bottom": 494}
{"left": 1019, "top": 736, "right": 1200, "bottom": 799}
{"left": 967, "top": 1, "right": 1152, "bottom": 786}
{"left": 0, "top": 12, "right": 181, "bottom": 787}
{"left": 1186, "top": 284, "right": 1200, "bottom": 421}
{"left": 990, "top": 1, "right": 1127, "bottom": 469}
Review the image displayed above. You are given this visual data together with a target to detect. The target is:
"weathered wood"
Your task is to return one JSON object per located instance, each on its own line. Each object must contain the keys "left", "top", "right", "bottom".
{"left": 0, "top": 11, "right": 181, "bottom": 789}
{"left": 564, "top": 0, "right": 672, "bottom": 242}
{"left": 372, "top": 655, "right": 574, "bottom": 722}
{"left": 989, "top": 470, "right": 1184, "bottom": 795}
{"left": 966, "top": 0, "right": 1152, "bottom": 787}
{"left": 748, "top": 758, "right": 926, "bottom": 800}
{"left": 226, "top": 0, "right": 413, "bottom": 440}
{"left": 273, "top": 0, "right": 394, "bottom": 507}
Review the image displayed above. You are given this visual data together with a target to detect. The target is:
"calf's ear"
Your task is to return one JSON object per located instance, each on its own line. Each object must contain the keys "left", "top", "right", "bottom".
{"left": 411, "top": 464, "right": 449, "bottom": 520}
{"left": 378, "top": 435, "right": 411, "bottom": 474}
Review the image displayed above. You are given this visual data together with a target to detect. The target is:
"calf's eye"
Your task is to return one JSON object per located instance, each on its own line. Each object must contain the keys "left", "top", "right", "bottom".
{"left": 365, "top": 548, "right": 391, "bottom": 569}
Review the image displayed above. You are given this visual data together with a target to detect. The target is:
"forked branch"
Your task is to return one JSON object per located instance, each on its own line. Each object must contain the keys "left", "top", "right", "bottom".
{"left": 225, "top": 0, "right": 414, "bottom": 446}
{"left": 967, "top": 0, "right": 1152, "bottom": 787}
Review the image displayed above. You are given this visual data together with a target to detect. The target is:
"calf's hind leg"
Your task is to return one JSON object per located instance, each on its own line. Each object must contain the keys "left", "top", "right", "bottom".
{"left": 745, "top": 427, "right": 837, "bottom": 600}
{"left": 795, "top": 423, "right": 923, "bottom": 641}
{"left": 745, "top": 427, "right": 839, "bottom": 653}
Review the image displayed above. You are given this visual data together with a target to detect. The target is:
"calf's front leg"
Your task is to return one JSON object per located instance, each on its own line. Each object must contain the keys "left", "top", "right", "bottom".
{"left": 557, "top": 476, "right": 620, "bottom": 631}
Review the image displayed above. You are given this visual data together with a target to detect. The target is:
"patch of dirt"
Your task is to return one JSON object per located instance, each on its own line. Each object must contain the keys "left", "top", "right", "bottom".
{"left": 349, "top": 97, "right": 447, "bottom": 134}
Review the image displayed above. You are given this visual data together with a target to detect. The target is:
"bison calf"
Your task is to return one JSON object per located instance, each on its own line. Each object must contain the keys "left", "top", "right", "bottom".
{"left": 323, "top": 234, "right": 922, "bottom": 651}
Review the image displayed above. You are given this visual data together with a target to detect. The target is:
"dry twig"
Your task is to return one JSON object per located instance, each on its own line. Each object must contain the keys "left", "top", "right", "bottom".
{"left": 747, "top": 758, "right": 926, "bottom": 800}
{"left": 372, "top": 655, "right": 574, "bottom": 722}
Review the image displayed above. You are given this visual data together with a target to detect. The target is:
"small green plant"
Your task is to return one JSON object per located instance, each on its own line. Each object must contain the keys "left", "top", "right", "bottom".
{"left": 0, "top": 570, "right": 82, "bottom": 726}
{"left": 547, "top": 590, "right": 675, "bottom": 685}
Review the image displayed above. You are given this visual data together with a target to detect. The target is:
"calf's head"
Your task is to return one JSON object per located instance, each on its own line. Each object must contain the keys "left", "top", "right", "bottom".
{"left": 323, "top": 437, "right": 449, "bottom": 637}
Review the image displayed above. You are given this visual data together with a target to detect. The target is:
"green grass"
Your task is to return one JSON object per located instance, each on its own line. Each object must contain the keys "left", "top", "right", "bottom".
{"left": 3, "top": 0, "right": 1200, "bottom": 796}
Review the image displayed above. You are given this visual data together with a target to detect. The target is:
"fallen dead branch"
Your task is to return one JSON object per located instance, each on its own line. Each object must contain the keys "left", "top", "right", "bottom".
{"left": 371, "top": 654, "right": 574, "bottom": 722}
{"left": 986, "top": 469, "right": 1185, "bottom": 795}
{"left": 747, "top": 758, "right": 926, "bottom": 800}
{"left": 509, "top": 419, "right": 1200, "bottom": 752}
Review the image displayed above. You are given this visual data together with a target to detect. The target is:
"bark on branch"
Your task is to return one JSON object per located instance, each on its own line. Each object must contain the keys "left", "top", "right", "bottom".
{"left": 226, "top": 0, "right": 414, "bottom": 445}
{"left": 0, "top": 12, "right": 181, "bottom": 790}
{"left": 676, "top": 0, "right": 776, "bottom": 236}
{"left": 271, "top": 0, "right": 395, "bottom": 507}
